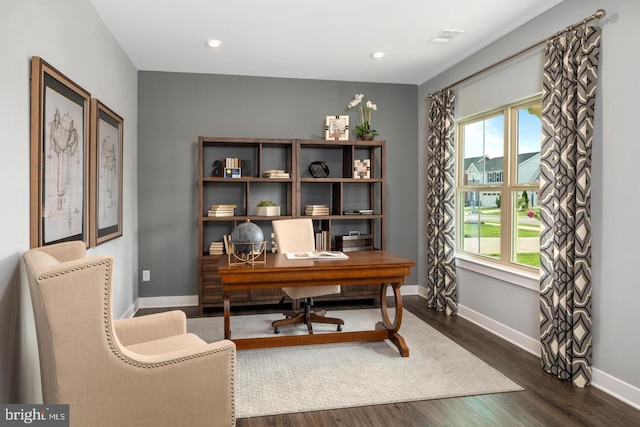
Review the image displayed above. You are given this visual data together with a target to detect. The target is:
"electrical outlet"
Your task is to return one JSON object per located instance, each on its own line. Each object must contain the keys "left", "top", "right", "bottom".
{"left": 142, "top": 270, "right": 150, "bottom": 282}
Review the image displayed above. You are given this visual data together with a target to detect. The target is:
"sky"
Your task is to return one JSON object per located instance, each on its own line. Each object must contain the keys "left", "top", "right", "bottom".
{"left": 463, "top": 107, "right": 541, "bottom": 159}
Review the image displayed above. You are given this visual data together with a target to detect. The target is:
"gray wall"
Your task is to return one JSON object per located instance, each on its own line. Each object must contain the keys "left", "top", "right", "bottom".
{"left": 137, "top": 73, "right": 418, "bottom": 298}
{"left": 419, "top": 0, "right": 640, "bottom": 391}
{"left": 0, "top": 0, "right": 139, "bottom": 403}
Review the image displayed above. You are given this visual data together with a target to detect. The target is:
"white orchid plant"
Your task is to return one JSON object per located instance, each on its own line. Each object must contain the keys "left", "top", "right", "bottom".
{"left": 347, "top": 94, "right": 378, "bottom": 137}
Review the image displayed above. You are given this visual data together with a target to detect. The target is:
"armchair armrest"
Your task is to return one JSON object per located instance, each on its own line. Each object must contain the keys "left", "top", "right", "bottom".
{"left": 114, "top": 310, "right": 187, "bottom": 346}
{"left": 115, "top": 339, "right": 237, "bottom": 427}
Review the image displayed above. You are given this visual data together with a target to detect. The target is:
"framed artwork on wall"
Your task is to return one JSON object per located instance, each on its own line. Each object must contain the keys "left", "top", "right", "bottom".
{"left": 90, "top": 99, "right": 124, "bottom": 246}
{"left": 325, "top": 115, "right": 349, "bottom": 140}
{"left": 30, "top": 56, "right": 91, "bottom": 247}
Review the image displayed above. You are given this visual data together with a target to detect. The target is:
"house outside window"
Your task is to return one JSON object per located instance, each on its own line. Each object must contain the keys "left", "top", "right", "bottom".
{"left": 457, "top": 96, "right": 542, "bottom": 271}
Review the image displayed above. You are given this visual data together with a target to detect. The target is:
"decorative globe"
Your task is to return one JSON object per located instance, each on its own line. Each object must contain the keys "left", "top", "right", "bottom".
{"left": 231, "top": 220, "right": 264, "bottom": 254}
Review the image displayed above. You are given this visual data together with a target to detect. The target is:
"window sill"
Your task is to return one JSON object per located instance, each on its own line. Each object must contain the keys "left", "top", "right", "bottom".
{"left": 455, "top": 253, "right": 539, "bottom": 291}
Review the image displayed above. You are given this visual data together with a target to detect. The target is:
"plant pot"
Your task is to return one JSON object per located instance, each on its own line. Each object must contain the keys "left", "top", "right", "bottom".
{"left": 256, "top": 206, "right": 280, "bottom": 216}
{"left": 358, "top": 133, "right": 375, "bottom": 141}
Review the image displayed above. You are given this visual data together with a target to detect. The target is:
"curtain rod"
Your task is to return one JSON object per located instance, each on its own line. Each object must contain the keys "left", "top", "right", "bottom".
{"left": 428, "top": 8, "right": 606, "bottom": 98}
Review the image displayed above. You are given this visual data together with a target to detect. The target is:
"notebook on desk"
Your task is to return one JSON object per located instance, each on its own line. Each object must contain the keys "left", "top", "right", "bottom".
{"left": 284, "top": 251, "right": 349, "bottom": 260}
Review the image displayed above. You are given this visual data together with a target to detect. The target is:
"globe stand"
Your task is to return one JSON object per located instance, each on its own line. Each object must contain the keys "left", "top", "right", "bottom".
{"left": 228, "top": 241, "right": 266, "bottom": 266}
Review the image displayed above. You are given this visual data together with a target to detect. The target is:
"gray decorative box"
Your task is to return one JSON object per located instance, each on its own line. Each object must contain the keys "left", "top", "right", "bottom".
{"left": 335, "top": 232, "right": 373, "bottom": 252}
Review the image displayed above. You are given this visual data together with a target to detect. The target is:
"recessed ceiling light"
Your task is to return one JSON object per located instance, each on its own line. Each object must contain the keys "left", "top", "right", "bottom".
{"left": 429, "top": 29, "right": 464, "bottom": 44}
{"left": 370, "top": 51, "right": 386, "bottom": 59}
{"left": 206, "top": 39, "right": 222, "bottom": 48}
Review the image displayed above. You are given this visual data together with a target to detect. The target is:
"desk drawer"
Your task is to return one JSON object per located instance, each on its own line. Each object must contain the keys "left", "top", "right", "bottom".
{"left": 250, "top": 288, "right": 286, "bottom": 302}
{"left": 341, "top": 284, "right": 379, "bottom": 298}
{"left": 203, "top": 270, "right": 221, "bottom": 282}
{"left": 202, "top": 282, "right": 248, "bottom": 304}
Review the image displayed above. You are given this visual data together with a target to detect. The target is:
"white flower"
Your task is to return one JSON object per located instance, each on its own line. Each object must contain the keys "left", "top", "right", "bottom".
{"left": 346, "top": 93, "right": 379, "bottom": 137}
{"left": 347, "top": 94, "right": 364, "bottom": 109}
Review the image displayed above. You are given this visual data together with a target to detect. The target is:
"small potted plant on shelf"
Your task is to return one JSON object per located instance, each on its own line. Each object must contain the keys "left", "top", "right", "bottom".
{"left": 256, "top": 200, "right": 280, "bottom": 217}
{"left": 347, "top": 93, "right": 379, "bottom": 140}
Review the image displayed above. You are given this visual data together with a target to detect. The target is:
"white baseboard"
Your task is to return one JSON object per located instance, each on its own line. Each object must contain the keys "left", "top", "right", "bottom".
{"left": 456, "top": 304, "right": 540, "bottom": 356}
{"left": 120, "top": 300, "right": 139, "bottom": 319}
{"left": 413, "top": 291, "right": 640, "bottom": 410}
{"left": 592, "top": 369, "right": 640, "bottom": 410}
{"left": 394, "top": 284, "right": 419, "bottom": 296}
{"left": 137, "top": 295, "right": 199, "bottom": 310}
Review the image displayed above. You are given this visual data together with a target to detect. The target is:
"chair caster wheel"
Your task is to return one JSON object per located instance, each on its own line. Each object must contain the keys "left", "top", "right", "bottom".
{"left": 337, "top": 325, "right": 342, "bottom": 332}
{"left": 274, "top": 327, "right": 280, "bottom": 334}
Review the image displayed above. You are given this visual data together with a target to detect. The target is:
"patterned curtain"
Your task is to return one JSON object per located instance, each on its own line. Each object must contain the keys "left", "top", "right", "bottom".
{"left": 539, "top": 25, "right": 601, "bottom": 387}
{"left": 425, "top": 88, "right": 457, "bottom": 315}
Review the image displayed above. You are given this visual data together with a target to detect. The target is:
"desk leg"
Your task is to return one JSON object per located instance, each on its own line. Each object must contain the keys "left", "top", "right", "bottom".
{"left": 378, "top": 283, "right": 409, "bottom": 357}
{"left": 223, "top": 290, "right": 231, "bottom": 339}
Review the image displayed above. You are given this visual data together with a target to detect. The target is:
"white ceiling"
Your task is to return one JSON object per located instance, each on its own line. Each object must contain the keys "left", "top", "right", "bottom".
{"left": 88, "top": 0, "right": 564, "bottom": 85}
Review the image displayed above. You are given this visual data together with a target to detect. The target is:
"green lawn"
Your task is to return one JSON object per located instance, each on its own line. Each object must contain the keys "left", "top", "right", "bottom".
{"left": 464, "top": 222, "right": 540, "bottom": 268}
{"left": 463, "top": 208, "right": 541, "bottom": 268}
{"left": 516, "top": 253, "right": 540, "bottom": 267}
{"left": 463, "top": 223, "right": 539, "bottom": 238}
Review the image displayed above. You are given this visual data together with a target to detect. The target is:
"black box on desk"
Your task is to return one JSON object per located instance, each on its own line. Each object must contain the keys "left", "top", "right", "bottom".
{"left": 335, "top": 232, "right": 373, "bottom": 252}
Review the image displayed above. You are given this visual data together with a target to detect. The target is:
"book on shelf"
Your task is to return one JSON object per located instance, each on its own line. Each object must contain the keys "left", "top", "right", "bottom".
{"left": 263, "top": 169, "right": 290, "bottom": 178}
{"left": 209, "top": 241, "right": 225, "bottom": 255}
{"left": 208, "top": 204, "right": 236, "bottom": 217}
{"left": 284, "top": 251, "right": 349, "bottom": 260}
{"left": 305, "top": 204, "right": 330, "bottom": 215}
{"left": 342, "top": 209, "right": 374, "bottom": 215}
{"left": 223, "top": 158, "right": 240, "bottom": 168}
{"left": 208, "top": 211, "right": 235, "bottom": 217}
{"left": 209, "top": 204, "right": 236, "bottom": 210}
{"left": 223, "top": 235, "right": 230, "bottom": 253}
{"left": 314, "top": 231, "right": 330, "bottom": 250}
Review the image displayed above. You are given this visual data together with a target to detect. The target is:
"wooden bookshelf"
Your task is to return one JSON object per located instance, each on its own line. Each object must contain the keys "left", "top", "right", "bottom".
{"left": 197, "top": 136, "right": 386, "bottom": 315}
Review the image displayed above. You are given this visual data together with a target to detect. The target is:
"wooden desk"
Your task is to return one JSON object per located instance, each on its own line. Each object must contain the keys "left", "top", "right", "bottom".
{"left": 218, "top": 250, "right": 415, "bottom": 356}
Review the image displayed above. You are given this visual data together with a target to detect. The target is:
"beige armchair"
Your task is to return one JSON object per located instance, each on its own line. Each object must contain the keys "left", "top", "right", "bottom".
{"left": 23, "top": 241, "right": 236, "bottom": 427}
{"left": 271, "top": 218, "right": 344, "bottom": 334}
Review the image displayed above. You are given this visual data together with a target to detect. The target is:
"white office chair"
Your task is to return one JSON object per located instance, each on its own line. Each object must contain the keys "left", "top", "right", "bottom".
{"left": 271, "top": 218, "right": 344, "bottom": 334}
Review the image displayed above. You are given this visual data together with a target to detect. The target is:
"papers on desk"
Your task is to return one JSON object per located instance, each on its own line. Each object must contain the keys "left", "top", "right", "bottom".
{"left": 284, "top": 251, "right": 349, "bottom": 260}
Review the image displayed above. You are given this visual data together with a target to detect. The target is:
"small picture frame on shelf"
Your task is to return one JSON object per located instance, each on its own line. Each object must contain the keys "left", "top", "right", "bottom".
{"left": 224, "top": 167, "right": 241, "bottom": 178}
{"left": 325, "top": 115, "right": 349, "bottom": 140}
{"left": 353, "top": 159, "right": 371, "bottom": 179}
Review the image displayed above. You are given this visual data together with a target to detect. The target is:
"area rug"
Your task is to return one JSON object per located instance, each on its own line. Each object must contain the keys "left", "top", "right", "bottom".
{"left": 187, "top": 309, "right": 523, "bottom": 419}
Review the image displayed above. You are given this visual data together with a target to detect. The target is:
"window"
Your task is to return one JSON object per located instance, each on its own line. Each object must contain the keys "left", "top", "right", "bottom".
{"left": 457, "top": 96, "right": 542, "bottom": 272}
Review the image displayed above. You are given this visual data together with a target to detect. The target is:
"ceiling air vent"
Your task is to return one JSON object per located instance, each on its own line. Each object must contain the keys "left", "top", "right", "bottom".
{"left": 429, "top": 29, "right": 464, "bottom": 44}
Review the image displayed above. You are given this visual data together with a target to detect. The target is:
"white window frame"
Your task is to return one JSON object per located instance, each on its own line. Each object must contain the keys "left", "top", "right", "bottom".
{"left": 455, "top": 95, "right": 542, "bottom": 289}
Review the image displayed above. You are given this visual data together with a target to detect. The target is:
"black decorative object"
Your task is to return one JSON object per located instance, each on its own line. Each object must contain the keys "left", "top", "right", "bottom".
{"left": 211, "top": 160, "right": 223, "bottom": 177}
{"left": 241, "top": 159, "right": 252, "bottom": 177}
{"left": 309, "top": 161, "right": 329, "bottom": 178}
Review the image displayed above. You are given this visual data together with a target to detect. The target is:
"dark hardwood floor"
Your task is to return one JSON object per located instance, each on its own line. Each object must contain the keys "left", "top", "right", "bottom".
{"left": 137, "top": 296, "right": 640, "bottom": 426}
